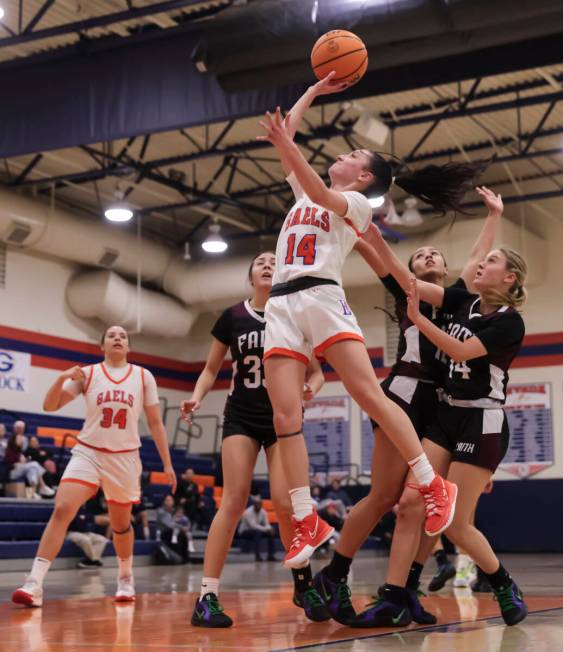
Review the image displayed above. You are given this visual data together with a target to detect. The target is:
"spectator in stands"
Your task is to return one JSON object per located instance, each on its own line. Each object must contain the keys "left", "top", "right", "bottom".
{"left": 66, "top": 507, "right": 109, "bottom": 568}
{"left": 238, "top": 497, "right": 276, "bottom": 562}
{"left": 13, "top": 420, "right": 29, "bottom": 452}
{"left": 156, "top": 494, "right": 192, "bottom": 562}
{"left": 175, "top": 468, "right": 211, "bottom": 530}
{"left": 4, "top": 433, "right": 55, "bottom": 499}
{"left": 0, "top": 423, "right": 7, "bottom": 460}
{"left": 26, "top": 436, "right": 58, "bottom": 488}
{"left": 85, "top": 491, "right": 112, "bottom": 538}
{"left": 326, "top": 478, "right": 352, "bottom": 511}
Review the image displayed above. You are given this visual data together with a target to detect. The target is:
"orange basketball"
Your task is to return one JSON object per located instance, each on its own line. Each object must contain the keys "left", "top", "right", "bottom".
{"left": 311, "top": 30, "right": 368, "bottom": 85}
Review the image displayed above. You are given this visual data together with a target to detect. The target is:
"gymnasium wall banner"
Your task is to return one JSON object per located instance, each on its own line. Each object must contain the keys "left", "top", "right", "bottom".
{"left": 0, "top": 349, "right": 31, "bottom": 393}
{"left": 303, "top": 397, "right": 351, "bottom": 485}
{"left": 500, "top": 382, "right": 554, "bottom": 479}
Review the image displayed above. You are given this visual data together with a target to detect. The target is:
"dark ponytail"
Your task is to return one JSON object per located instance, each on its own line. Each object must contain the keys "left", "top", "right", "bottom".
{"left": 366, "top": 153, "right": 488, "bottom": 215}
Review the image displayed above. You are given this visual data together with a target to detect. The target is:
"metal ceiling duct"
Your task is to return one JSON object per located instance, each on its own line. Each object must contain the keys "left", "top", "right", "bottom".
{"left": 191, "top": 0, "right": 563, "bottom": 91}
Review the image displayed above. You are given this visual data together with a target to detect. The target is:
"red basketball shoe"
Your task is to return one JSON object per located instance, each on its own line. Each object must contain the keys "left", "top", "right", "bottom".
{"left": 284, "top": 511, "right": 334, "bottom": 569}
{"left": 416, "top": 475, "right": 458, "bottom": 537}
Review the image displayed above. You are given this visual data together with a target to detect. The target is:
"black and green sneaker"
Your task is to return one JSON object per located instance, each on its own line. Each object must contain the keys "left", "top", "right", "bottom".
{"left": 293, "top": 587, "right": 331, "bottom": 622}
{"left": 494, "top": 582, "right": 528, "bottom": 626}
{"left": 313, "top": 570, "right": 356, "bottom": 625}
{"left": 191, "top": 592, "right": 233, "bottom": 628}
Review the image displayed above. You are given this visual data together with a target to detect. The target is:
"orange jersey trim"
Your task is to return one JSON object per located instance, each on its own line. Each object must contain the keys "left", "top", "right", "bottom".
{"left": 77, "top": 440, "right": 140, "bottom": 454}
{"left": 344, "top": 218, "right": 362, "bottom": 238}
{"left": 82, "top": 365, "right": 95, "bottom": 393}
{"left": 100, "top": 362, "right": 133, "bottom": 385}
{"left": 60, "top": 478, "right": 99, "bottom": 491}
{"left": 314, "top": 332, "right": 364, "bottom": 356}
{"left": 107, "top": 498, "right": 141, "bottom": 506}
{"left": 264, "top": 347, "right": 309, "bottom": 366}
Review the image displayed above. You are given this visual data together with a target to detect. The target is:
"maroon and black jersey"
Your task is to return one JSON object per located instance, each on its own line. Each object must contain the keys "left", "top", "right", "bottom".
{"left": 382, "top": 275, "right": 466, "bottom": 384}
{"left": 211, "top": 300, "right": 272, "bottom": 415}
{"left": 440, "top": 286, "right": 525, "bottom": 403}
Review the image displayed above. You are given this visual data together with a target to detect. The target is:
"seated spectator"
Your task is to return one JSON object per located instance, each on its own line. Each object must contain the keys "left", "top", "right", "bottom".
{"left": 238, "top": 497, "right": 276, "bottom": 562}
{"left": 12, "top": 420, "right": 29, "bottom": 452}
{"left": 326, "top": 478, "right": 352, "bottom": 512}
{"left": 0, "top": 423, "right": 7, "bottom": 460}
{"left": 66, "top": 507, "right": 110, "bottom": 568}
{"left": 156, "top": 494, "right": 192, "bottom": 562}
{"left": 26, "top": 436, "right": 58, "bottom": 487}
{"left": 4, "top": 433, "right": 54, "bottom": 499}
{"left": 175, "top": 468, "right": 211, "bottom": 530}
{"left": 131, "top": 492, "right": 151, "bottom": 541}
{"left": 85, "top": 491, "right": 112, "bottom": 538}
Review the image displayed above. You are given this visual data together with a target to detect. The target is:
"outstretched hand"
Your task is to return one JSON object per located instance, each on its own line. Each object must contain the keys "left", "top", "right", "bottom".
{"left": 256, "top": 106, "right": 293, "bottom": 148}
{"left": 406, "top": 276, "right": 421, "bottom": 323}
{"left": 476, "top": 186, "right": 503, "bottom": 218}
{"left": 312, "top": 71, "right": 351, "bottom": 96}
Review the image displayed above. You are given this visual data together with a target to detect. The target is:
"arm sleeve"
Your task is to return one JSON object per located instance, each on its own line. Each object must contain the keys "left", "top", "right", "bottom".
{"left": 142, "top": 369, "right": 160, "bottom": 407}
{"left": 210, "top": 308, "right": 232, "bottom": 346}
{"left": 341, "top": 191, "right": 372, "bottom": 234}
{"left": 380, "top": 274, "right": 406, "bottom": 302}
{"left": 286, "top": 172, "right": 305, "bottom": 201}
{"left": 441, "top": 283, "right": 474, "bottom": 314}
{"left": 474, "top": 313, "right": 525, "bottom": 353}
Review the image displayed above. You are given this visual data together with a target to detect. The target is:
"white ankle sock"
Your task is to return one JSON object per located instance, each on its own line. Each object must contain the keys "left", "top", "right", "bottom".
{"left": 200, "top": 577, "right": 220, "bottom": 599}
{"left": 30, "top": 557, "right": 51, "bottom": 585}
{"left": 289, "top": 486, "right": 314, "bottom": 520}
{"left": 408, "top": 453, "right": 436, "bottom": 487}
{"left": 118, "top": 557, "right": 133, "bottom": 579}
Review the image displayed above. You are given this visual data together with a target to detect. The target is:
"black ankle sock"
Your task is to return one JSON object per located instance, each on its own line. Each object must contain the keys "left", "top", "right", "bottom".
{"left": 292, "top": 564, "right": 313, "bottom": 593}
{"left": 406, "top": 562, "right": 424, "bottom": 590}
{"left": 434, "top": 549, "right": 448, "bottom": 567}
{"left": 485, "top": 564, "right": 511, "bottom": 591}
{"left": 381, "top": 583, "right": 407, "bottom": 605}
{"left": 324, "top": 551, "right": 353, "bottom": 582}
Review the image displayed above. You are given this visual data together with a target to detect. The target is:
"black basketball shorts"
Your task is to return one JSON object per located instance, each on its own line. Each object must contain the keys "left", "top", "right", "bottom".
{"left": 222, "top": 399, "right": 277, "bottom": 449}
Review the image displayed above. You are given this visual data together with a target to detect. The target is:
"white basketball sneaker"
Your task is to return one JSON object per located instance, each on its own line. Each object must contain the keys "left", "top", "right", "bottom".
{"left": 115, "top": 575, "right": 135, "bottom": 602}
{"left": 12, "top": 577, "right": 43, "bottom": 607}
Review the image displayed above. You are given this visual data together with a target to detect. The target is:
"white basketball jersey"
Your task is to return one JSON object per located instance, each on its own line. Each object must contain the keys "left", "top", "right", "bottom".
{"left": 272, "top": 173, "right": 372, "bottom": 286}
{"left": 76, "top": 363, "right": 149, "bottom": 452}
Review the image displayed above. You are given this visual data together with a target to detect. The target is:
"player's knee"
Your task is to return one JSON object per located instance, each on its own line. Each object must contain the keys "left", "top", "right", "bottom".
{"left": 52, "top": 501, "right": 78, "bottom": 523}
{"left": 444, "top": 516, "right": 468, "bottom": 545}
{"left": 270, "top": 495, "right": 291, "bottom": 522}
{"left": 396, "top": 489, "right": 424, "bottom": 522}
{"left": 273, "top": 412, "right": 302, "bottom": 436}
{"left": 366, "top": 489, "right": 398, "bottom": 515}
{"left": 221, "top": 491, "right": 248, "bottom": 520}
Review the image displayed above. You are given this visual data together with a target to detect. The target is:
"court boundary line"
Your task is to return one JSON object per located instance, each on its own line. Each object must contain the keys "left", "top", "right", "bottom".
{"left": 269, "top": 605, "right": 563, "bottom": 652}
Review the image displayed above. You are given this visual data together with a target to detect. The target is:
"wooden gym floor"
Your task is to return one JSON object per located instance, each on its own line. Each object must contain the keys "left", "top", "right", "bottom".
{"left": 0, "top": 553, "right": 562, "bottom": 651}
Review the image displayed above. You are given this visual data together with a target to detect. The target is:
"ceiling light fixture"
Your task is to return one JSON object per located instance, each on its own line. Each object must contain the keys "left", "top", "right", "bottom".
{"left": 368, "top": 195, "right": 385, "bottom": 209}
{"left": 202, "top": 223, "right": 228, "bottom": 254}
{"left": 104, "top": 204, "right": 134, "bottom": 222}
{"left": 0, "top": 7, "right": 5, "bottom": 21}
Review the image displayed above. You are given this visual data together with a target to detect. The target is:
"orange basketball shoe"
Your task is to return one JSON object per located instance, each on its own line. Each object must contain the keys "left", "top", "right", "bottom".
{"left": 417, "top": 475, "right": 458, "bottom": 537}
{"left": 284, "top": 511, "right": 335, "bottom": 569}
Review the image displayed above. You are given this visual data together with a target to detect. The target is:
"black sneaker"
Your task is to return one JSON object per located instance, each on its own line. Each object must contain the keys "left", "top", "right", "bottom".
{"left": 293, "top": 587, "right": 330, "bottom": 622}
{"left": 428, "top": 561, "right": 456, "bottom": 592}
{"left": 77, "top": 558, "right": 100, "bottom": 569}
{"left": 406, "top": 586, "right": 437, "bottom": 625}
{"left": 191, "top": 593, "right": 233, "bottom": 628}
{"left": 350, "top": 596, "right": 412, "bottom": 628}
{"left": 494, "top": 582, "right": 528, "bottom": 626}
{"left": 313, "top": 570, "right": 356, "bottom": 625}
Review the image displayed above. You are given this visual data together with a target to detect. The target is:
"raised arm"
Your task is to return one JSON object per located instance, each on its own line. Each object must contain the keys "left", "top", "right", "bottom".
{"left": 43, "top": 366, "right": 85, "bottom": 412}
{"left": 180, "top": 338, "right": 229, "bottom": 422}
{"left": 258, "top": 108, "right": 351, "bottom": 216}
{"left": 354, "top": 233, "right": 388, "bottom": 277}
{"left": 274, "top": 72, "right": 349, "bottom": 175}
{"left": 460, "top": 187, "right": 503, "bottom": 289}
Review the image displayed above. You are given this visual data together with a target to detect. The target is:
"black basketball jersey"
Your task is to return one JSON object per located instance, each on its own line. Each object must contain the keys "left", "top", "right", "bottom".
{"left": 382, "top": 274, "right": 466, "bottom": 384}
{"left": 211, "top": 300, "right": 272, "bottom": 414}
{"left": 440, "top": 286, "right": 525, "bottom": 403}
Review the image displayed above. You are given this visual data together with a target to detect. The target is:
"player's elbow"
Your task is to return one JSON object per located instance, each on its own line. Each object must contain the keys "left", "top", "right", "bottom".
{"left": 450, "top": 348, "right": 467, "bottom": 364}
